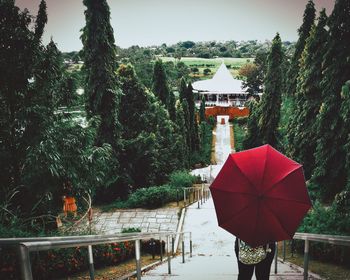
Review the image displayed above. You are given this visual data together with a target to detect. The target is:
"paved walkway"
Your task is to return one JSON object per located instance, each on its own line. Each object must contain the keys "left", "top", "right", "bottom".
{"left": 142, "top": 198, "right": 321, "bottom": 280}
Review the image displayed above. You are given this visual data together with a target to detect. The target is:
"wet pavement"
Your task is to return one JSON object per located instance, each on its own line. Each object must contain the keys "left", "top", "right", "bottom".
{"left": 142, "top": 199, "right": 320, "bottom": 280}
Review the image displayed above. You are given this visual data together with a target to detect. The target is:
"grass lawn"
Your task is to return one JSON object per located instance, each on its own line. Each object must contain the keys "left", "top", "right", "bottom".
{"left": 159, "top": 56, "right": 253, "bottom": 78}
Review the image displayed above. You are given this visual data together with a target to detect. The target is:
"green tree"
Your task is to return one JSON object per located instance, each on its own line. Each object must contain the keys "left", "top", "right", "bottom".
{"left": 168, "top": 91, "right": 176, "bottom": 122}
{"left": 0, "top": 0, "right": 43, "bottom": 205}
{"left": 150, "top": 96, "right": 180, "bottom": 184}
{"left": 199, "top": 96, "right": 206, "bottom": 123}
{"left": 340, "top": 81, "right": 350, "bottom": 190}
{"left": 242, "top": 51, "right": 267, "bottom": 95}
{"left": 58, "top": 71, "right": 79, "bottom": 107}
{"left": 81, "top": 0, "right": 121, "bottom": 148}
{"left": 174, "top": 101, "right": 189, "bottom": 169}
{"left": 178, "top": 78, "right": 192, "bottom": 154}
{"left": 186, "top": 82, "right": 200, "bottom": 152}
{"left": 152, "top": 59, "right": 170, "bottom": 107}
{"left": 117, "top": 64, "right": 158, "bottom": 188}
{"left": 34, "top": 0, "right": 47, "bottom": 41}
{"left": 24, "top": 40, "right": 62, "bottom": 149}
{"left": 286, "top": 0, "right": 315, "bottom": 96}
{"left": 258, "top": 33, "right": 284, "bottom": 147}
{"left": 243, "top": 100, "right": 262, "bottom": 149}
{"left": 286, "top": 10, "right": 328, "bottom": 180}
{"left": 310, "top": 0, "right": 350, "bottom": 201}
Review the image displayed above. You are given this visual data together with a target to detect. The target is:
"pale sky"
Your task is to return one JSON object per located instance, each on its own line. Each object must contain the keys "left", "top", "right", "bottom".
{"left": 16, "top": 0, "right": 334, "bottom": 52}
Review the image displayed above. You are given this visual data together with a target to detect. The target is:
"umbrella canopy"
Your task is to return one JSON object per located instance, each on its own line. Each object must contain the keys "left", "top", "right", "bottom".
{"left": 210, "top": 144, "right": 312, "bottom": 247}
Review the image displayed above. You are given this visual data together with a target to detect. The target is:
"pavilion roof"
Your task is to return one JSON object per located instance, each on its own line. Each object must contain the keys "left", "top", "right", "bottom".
{"left": 192, "top": 63, "right": 245, "bottom": 94}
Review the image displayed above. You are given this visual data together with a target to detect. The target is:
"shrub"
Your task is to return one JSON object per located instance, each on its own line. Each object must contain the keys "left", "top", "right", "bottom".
{"left": 127, "top": 185, "right": 182, "bottom": 209}
{"left": 234, "top": 116, "right": 248, "bottom": 125}
{"left": 121, "top": 227, "right": 141, "bottom": 233}
{"left": 233, "top": 118, "right": 247, "bottom": 152}
{"left": 190, "top": 122, "right": 214, "bottom": 166}
{"left": 203, "top": 68, "right": 211, "bottom": 75}
{"left": 169, "top": 171, "right": 196, "bottom": 189}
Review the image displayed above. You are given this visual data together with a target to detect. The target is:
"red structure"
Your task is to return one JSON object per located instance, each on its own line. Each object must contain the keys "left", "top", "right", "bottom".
{"left": 205, "top": 106, "right": 249, "bottom": 120}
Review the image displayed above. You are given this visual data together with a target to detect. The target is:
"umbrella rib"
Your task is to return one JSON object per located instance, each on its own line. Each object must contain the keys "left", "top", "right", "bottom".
{"left": 210, "top": 188, "right": 257, "bottom": 196}
{"left": 263, "top": 202, "right": 294, "bottom": 239}
{"left": 262, "top": 196, "right": 311, "bottom": 206}
{"left": 259, "top": 145, "right": 269, "bottom": 190}
{"left": 230, "top": 157, "right": 258, "bottom": 193}
{"left": 262, "top": 167, "right": 303, "bottom": 196}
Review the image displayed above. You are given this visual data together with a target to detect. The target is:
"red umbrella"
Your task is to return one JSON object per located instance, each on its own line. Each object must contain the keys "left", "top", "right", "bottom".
{"left": 210, "top": 144, "right": 312, "bottom": 247}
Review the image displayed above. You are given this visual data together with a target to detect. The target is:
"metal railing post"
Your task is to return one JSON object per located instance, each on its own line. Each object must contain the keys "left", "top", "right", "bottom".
{"left": 303, "top": 239, "right": 310, "bottom": 280}
{"left": 182, "top": 233, "right": 185, "bottom": 263}
{"left": 274, "top": 242, "right": 278, "bottom": 274}
{"left": 176, "top": 189, "right": 179, "bottom": 206}
{"left": 283, "top": 240, "right": 286, "bottom": 262}
{"left": 183, "top": 189, "right": 186, "bottom": 207}
{"left": 160, "top": 235, "right": 163, "bottom": 261}
{"left": 150, "top": 238, "right": 155, "bottom": 259}
{"left": 167, "top": 236, "right": 171, "bottom": 274}
{"left": 135, "top": 239, "right": 141, "bottom": 280}
{"left": 87, "top": 245, "right": 95, "bottom": 280}
{"left": 190, "top": 232, "right": 193, "bottom": 258}
{"left": 18, "top": 244, "right": 33, "bottom": 280}
{"left": 197, "top": 189, "right": 200, "bottom": 209}
{"left": 171, "top": 236, "right": 175, "bottom": 256}
{"left": 201, "top": 185, "right": 203, "bottom": 205}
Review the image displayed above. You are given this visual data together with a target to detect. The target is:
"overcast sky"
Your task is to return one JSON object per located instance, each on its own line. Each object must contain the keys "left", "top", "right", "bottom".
{"left": 16, "top": 0, "right": 334, "bottom": 52}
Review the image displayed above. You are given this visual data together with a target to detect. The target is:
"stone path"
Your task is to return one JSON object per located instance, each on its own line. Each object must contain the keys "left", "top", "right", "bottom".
{"left": 76, "top": 208, "right": 179, "bottom": 234}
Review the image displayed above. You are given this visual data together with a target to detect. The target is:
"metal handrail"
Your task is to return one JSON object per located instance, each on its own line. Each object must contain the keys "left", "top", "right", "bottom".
{"left": 1, "top": 231, "right": 193, "bottom": 280}
{"left": 294, "top": 232, "right": 350, "bottom": 246}
{"left": 292, "top": 232, "right": 350, "bottom": 280}
{"left": 183, "top": 185, "right": 211, "bottom": 208}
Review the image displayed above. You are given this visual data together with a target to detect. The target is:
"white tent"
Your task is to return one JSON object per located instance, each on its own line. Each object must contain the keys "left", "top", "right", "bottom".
{"left": 192, "top": 63, "right": 246, "bottom": 94}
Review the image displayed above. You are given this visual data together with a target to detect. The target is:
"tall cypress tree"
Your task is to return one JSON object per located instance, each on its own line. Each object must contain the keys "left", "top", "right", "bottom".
{"left": 340, "top": 81, "right": 350, "bottom": 190}
{"left": 179, "top": 77, "right": 187, "bottom": 101}
{"left": 34, "top": 0, "right": 47, "bottom": 41}
{"left": 153, "top": 59, "right": 170, "bottom": 107}
{"left": 168, "top": 91, "right": 176, "bottom": 121}
{"left": 310, "top": 0, "right": 350, "bottom": 201}
{"left": 186, "top": 82, "right": 200, "bottom": 152}
{"left": 199, "top": 96, "right": 206, "bottom": 123}
{"left": 81, "top": 0, "right": 120, "bottom": 148}
{"left": 118, "top": 64, "right": 158, "bottom": 187}
{"left": 258, "top": 33, "right": 284, "bottom": 147}
{"left": 175, "top": 101, "right": 189, "bottom": 168}
{"left": 286, "top": 0, "right": 315, "bottom": 96}
{"left": 0, "top": 0, "right": 42, "bottom": 192}
{"left": 287, "top": 10, "right": 328, "bottom": 180}
{"left": 178, "top": 77, "right": 193, "bottom": 154}
{"left": 181, "top": 99, "right": 192, "bottom": 153}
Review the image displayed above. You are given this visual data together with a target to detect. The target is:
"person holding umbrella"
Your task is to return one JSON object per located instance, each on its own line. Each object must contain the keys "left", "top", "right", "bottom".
{"left": 210, "top": 144, "right": 312, "bottom": 280}
{"left": 234, "top": 237, "right": 275, "bottom": 279}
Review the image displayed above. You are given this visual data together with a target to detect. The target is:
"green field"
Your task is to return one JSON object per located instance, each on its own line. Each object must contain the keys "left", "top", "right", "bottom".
{"left": 159, "top": 56, "right": 253, "bottom": 78}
